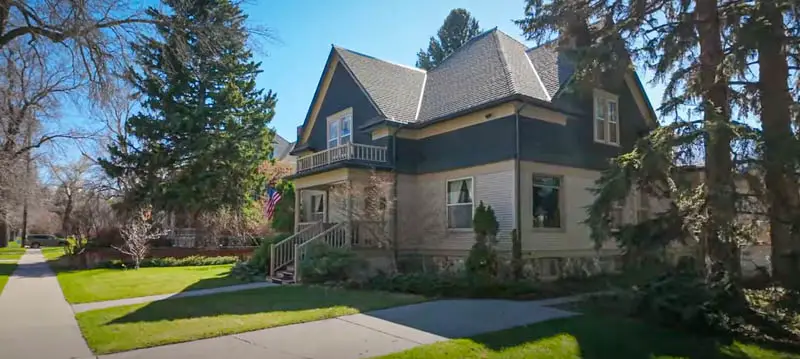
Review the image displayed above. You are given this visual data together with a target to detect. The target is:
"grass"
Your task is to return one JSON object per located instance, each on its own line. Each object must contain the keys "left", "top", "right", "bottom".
{"left": 76, "top": 285, "right": 424, "bottom": 354}
{"left": 374, "top": 314, "right": 799, "bottom": 359}
{"left": 0, "top": 241, "right": 25, "bottom": 260}
{"left": 56, "top": 264, "right": 244, "bottom": 303}
{"left": 0, "top": 262, "right": 17, "bottom": 294}
{"left": 41, "top": 246, "right": 67, "bottom": 261}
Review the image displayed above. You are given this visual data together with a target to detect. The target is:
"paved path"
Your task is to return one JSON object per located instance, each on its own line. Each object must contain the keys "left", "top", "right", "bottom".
{"left": 100, "top": 299, "right": 577, "bottom": 359}
{"left": 73, "top": 282, "right": 277, "bottom": 313}
{"left": 0, "top": 249, "right": 93, "bottom": 359}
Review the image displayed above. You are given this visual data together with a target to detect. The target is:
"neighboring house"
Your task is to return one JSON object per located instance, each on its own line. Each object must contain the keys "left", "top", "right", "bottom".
{"left": 272, "top": 133, "right": 297, "bottom": 166}
{"left": 270, "top": 28, "right": 659, "bottom": 283}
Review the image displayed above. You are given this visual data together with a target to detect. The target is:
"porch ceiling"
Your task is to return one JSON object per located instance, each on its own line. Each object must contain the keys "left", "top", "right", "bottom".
{"left": 293, "top": 167, "right": 382, "bottom": 189}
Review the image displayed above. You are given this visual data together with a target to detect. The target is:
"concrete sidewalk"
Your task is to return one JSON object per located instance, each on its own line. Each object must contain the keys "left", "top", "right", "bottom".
{"left": 72, "top": 281, "right": 277, "bottom": 313}
{"left": 100, "top": 299, "right": 577, "bottom": 359}
{"left": 0, "top": 249, "right": 93, "bottom": 359}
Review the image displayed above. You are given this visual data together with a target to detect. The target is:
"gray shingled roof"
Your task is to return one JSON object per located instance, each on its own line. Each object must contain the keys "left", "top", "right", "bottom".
{"left": 526, "top": 42, "right": 576, "bottom": 98}
{"left": 335, "top": 47, "right": 426, "bottom": 123}
{"left": 332, "top": 28, "right": 566, "bottom": 125}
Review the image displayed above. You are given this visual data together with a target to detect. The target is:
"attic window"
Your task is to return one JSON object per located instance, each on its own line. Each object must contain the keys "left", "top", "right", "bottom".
{"left": 327, "top": 108, "right": 353, "bottom": 148}
{"left": 594, "top": 89, "right": 619, "bottom": 145}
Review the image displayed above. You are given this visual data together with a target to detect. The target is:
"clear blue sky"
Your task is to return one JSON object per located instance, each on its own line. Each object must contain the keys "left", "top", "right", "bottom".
{"left": 245, "top": 0, "right": 666, "bottom": 142}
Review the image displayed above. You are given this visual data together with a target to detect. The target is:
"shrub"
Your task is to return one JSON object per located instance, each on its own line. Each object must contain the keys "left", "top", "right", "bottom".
{"left": 466, "top": 202, "right": 499, "bottom": 277}
{"left": 88, "top": 227, "right": 123, "bottom": 248}
{"left": 248, "top": 233, "right": 290, "bottom": 271}
{"left": 99, "top": 255, "right": 238, "bottom": 268}
{"left": 299, "top": 241, "right": 368, "bottom": 284}
{"left": 354, "top": 272, "right": 540, "bottom": 299}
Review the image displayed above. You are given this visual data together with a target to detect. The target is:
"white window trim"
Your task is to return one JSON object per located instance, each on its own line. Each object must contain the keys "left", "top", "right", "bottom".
{"left": 593, "top": 89, "right": 620, "bottom": 146}
{"left": 310, "top": 193, "right": 325, "bottom": 221}
{"left": 326, "top": 108, "right": 353, "bottom": 149}
{"left": 445, "top": 176, "right": 475, "bottom": 230}
{"left": 532, "top": 174, "right": 564, "bottom": 231}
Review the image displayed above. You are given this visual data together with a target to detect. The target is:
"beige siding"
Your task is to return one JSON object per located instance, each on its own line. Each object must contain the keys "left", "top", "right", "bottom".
{"left": 397, "top": 160, "right": 515, "bottom": 252}
{"left": 520, "top": 161, "right": 620, "bottom": 254}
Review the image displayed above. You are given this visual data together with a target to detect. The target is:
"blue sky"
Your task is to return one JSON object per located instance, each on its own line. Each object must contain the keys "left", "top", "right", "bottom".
{"left": 245, "top": 0, "right": 666, "bottom": 142}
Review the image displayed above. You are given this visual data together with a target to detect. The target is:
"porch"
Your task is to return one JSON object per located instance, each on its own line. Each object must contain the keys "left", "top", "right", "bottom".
{"left": 295, "top": 142, "right": 389, "bottom": 174}
{"left": 269, "top": 168, "right": 391, "bottom": 284}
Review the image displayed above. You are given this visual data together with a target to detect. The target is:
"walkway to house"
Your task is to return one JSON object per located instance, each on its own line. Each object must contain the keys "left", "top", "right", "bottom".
{"left": 0, "top": 249, "right": 93, "bottom": 359}
{"left": 99, "top": 299, "right": 578, "bottom": 359}
{"left": 72, "top": 282, "right": 277, "bottom": 313}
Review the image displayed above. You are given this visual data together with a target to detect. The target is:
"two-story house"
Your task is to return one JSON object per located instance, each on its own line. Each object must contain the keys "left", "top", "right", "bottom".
{"left": 270, "top": 28, "right": 658, "bottom": 283}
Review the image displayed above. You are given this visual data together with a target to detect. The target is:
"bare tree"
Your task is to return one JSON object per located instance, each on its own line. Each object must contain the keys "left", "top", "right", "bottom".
{"left": 330, "top": 172, "right": 397, "bottom": 272}
{"left": 46, "top": 157, "right": 92, "bottom": 235}
{"left": 114, "top": 207, "right": 165, "bottom": 269}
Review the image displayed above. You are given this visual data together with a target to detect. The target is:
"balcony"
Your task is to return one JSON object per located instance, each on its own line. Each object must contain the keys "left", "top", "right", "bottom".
{"left": 296, "top": 143, "right": 388, "bottom": 173}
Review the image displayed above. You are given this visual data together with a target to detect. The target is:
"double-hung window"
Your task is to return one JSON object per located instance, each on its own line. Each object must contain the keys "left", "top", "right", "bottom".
{"left": 327, "top": 109, "right": 352, "bottom": 148}
{"left": 532, "top": 175, "right": 562, "bottom": 229}
{"left": 446, "top": 178, "right": 473, "bottom": 229}
{"left": 594, "top": 89, "right": 619, "bottom": 145}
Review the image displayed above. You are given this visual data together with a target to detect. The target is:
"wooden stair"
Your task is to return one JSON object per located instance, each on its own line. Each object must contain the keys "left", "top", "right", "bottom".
{"left": 270, "top": 264, "right": 295, "bottom": 284}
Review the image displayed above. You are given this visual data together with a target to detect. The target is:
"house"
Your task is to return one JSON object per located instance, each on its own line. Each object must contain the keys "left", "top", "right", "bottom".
{"left": 270, "top": 28, "right": 659, "bottom": 283}
{"left": 272, "top": 133, "right": 296, "bottom": 164}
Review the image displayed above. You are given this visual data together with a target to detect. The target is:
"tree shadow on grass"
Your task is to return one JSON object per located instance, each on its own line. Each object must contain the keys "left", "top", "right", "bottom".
{"left": 464, "top": 314, "right": 798, "bottom": 359}
{"left": 107, "top": 277, "right": 419, "bottom": 326}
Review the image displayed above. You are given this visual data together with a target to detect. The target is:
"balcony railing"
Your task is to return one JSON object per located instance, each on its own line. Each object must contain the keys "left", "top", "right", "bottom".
{"left": 296, "top": 143, "right": 388, "bottom": 173}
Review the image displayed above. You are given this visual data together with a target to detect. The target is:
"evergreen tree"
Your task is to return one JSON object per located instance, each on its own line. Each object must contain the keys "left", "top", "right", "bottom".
{"left": 416, "top": 9, "right": 481, "bottom": 70}
{"left": 101, "top": 0, "right": 275, "bottom": 215}
{"left": 517, "top": 0, "right": 741, "bottom": 276}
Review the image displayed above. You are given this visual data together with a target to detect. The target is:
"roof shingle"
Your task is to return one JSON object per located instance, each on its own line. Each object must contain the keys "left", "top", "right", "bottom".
{"left": 331, "top": 28, "right": 572, "bottom": 125}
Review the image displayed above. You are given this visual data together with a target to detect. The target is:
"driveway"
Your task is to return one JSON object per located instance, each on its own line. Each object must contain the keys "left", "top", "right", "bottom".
{"left": 101, "top": 299, "right": 577, "bottom": 359}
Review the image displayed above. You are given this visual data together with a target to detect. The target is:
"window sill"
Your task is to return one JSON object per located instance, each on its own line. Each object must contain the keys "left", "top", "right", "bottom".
{"left": 532, "top": 227, "right": 566, "bottom": 233}
{"left": 593, "top": 140, "right": 621, "bottom": 147}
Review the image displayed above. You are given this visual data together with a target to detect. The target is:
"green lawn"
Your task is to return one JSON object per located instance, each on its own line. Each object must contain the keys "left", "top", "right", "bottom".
{"left": 0, "top": 262, "right": 17, "bottom": 294}
{"left": 56, "top": 264, "right": 244, "bottom": 303}
{"left": 0, "top": 241, "right": 25, "bottom": 260}
{"left": 41, "top": 246, "right": 67, "bottom": 261}
{"left": 76, "top": 285, "right": 424, "bottom": 354}
{"left": 376, "top": 314, "right": 799, "bottom": 359}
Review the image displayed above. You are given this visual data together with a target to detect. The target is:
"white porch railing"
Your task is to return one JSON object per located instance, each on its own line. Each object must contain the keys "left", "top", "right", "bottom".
{"left": 270, "top": 223, "right": 325, "bottom": 277}
{"left": 296, "top": 143, "right": 387, "bottom": 173}
{"left": 294, "top": 222, "right": 348, "bottom": 282}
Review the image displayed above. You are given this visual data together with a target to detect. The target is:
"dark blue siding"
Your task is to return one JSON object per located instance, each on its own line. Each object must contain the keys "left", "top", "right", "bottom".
{"left": 304, "top": 62, "right": 383, "bottom": 151}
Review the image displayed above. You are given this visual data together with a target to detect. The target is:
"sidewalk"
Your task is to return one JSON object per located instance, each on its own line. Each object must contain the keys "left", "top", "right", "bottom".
{"left": 0, "top": 249, "right": 93, "bottom": 359}
{"left": 99, "top": 299, "right": 578, "bottom": 359}
{"left": 72, "top": 282, "right": 277, "bottom": 313}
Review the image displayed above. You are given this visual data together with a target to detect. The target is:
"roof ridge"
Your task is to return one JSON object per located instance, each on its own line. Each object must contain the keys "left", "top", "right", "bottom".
{"left": 429, "top": 27, "right": 499, "bottom": 71}
{"left": 491, "top": 31, "right": 515, "bottom": 95}
{"left": 333, "top": 46, "right": 426, "bottom": 73}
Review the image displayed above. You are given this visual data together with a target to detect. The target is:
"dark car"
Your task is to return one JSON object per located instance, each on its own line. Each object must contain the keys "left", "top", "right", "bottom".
{"left": 26, "top": 234, "right": 68, "bottom": 248}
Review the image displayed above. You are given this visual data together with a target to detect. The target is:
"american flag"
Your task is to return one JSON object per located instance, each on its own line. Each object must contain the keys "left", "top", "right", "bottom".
{"left": 264, "top": 185, "right": 283, "bottom": 219}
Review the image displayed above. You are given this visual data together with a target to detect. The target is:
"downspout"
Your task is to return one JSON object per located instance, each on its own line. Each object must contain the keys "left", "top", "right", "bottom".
{"left": 514, "top": 103, "right": 525, "bottom": 248}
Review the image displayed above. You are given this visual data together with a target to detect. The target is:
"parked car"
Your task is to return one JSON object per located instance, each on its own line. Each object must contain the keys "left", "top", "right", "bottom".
{"left": 26, "top": 234, "right": 68, "bottom": 248}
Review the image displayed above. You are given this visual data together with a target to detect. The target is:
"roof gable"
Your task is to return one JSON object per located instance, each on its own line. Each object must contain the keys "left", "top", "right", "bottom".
{"left": 335, "top": 47, "right": 426, "bottom": 123}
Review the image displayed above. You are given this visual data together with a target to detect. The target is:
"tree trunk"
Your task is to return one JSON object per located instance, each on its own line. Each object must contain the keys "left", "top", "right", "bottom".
{"left": 757, "top": 0, "right": 800, "bottom": 287}
{"left": 695, "top": 0, "right": 740, "bottom": 277}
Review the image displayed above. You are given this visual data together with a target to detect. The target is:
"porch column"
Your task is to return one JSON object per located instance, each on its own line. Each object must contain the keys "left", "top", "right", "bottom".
{"left": 293, "top": 188, "right": 301, "bottom": 233}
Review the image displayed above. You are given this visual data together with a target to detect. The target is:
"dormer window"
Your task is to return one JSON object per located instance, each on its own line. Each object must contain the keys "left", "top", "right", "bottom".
{"left": 594, "top": 89, "right": 619, "bottom": 145}
{"left": 327, "top": 108, "right": 352, "bottom": 148}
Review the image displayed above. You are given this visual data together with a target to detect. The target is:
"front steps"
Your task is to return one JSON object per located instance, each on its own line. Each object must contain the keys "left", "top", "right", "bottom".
{"left": 270, "top": 264, "right": 295, "bottom": 284}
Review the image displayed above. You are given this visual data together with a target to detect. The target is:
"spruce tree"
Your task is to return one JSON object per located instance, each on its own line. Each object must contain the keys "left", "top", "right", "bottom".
{"left": 416, "top": 9, "right": 481, "bottom": 70}
{"left": 101, "top": 0, "right": 275, "bottom": 215}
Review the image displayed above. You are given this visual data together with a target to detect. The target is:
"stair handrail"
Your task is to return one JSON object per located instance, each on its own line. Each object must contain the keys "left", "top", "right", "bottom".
{"left": 293, "top": 222, "right": 348, "bottom": 282}
{"left": 270, "top": 222, "right": 324, "bottom": 278}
